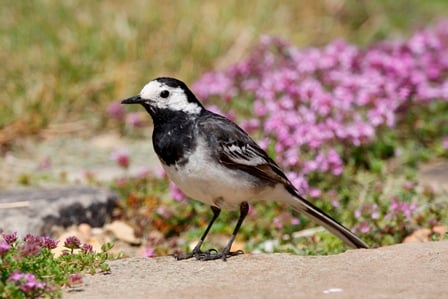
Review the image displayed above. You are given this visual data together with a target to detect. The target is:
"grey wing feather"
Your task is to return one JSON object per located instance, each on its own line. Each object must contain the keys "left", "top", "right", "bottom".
{"left": 197, "top": 112, "right": 293, "bottom": 187}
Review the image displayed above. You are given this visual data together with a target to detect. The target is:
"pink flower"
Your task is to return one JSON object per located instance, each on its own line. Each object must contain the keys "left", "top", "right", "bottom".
{"left": 153, "top": 166, "right": 167, "bottom": 178}
{"left": 169, "top": 182, "right": 188, "bottom": 203}
{"left": 81, "top": 243, "right": 93, "bottom": 253}
{"left": 2, "top": 232, "right": 17, "bottom": 244}
{"left": 443, "top": 138, "right": 448, "bottom": 150}
{"left": 144, "top": 247, "right": 156, "bottom": 258}
{"left": 126, "top": 112, "right": 145, "bottom": 128}
{"left": 403, "top": 181, "right": 416, "bottom": 191}
{"left": 273, "top": 217, "right": 283, "bottom": 229}
{"left": 68, "top": 273, "right": 83, "bottom": 286}
{"left": 192, "top": 72, "right": 233, "bottom": 99}
{"left": 358, "top": 221, "right": 371, "bottom": 234}
{"left": 111, "top": 148, "right": 130, "bottom": 169}
{"left": 37, "top": 156, "right": 52, "bottom": 170}
{"left": 240, "top": 119, "right": 260, "bottom": 132}
{"left": 309, "top": 188, "right": 322, "bottom": 198}
{"left": 331, "top": 199, "right": 340, "bottom": 208}
{"left": 371, "top": 211, "right": 380, "bottom": 220}
{"left": 291, "top": 217, "right": 301, "bottom": 225}
{"left": 20, "top": 234, "right": 42, "bottom": 257}
{"left": 108, "top": 101, "right": 125, "bottom": 120}
{"left": 137, "top": 167, "right": 151, "bottom": 179}
{"left": 64, "top": 236, "right": 81, "bottom": 250}
{"left": 389, "top": 197, "right": 417, "bottom": 220}
{"left": 0, "top": 242, "right": 10, "bottom": 255}
{"left": 156, "top": 207, "right": 172, "bottom": 219}
{"left": 8, "top": 271, "right": 45, "bottom": 293}
{"left": 41, "top": 236, "right": 59, "bottom": 249}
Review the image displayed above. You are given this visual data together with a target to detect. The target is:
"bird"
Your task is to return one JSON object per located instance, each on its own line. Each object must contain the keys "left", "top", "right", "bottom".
{"left": 121, "top": 77, "right": 368, "bottom": 261}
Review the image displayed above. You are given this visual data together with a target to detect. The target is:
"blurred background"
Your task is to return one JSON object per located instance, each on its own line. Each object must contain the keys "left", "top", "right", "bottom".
{"left": 2, "top": 0, "right": 448, "bottom": 146}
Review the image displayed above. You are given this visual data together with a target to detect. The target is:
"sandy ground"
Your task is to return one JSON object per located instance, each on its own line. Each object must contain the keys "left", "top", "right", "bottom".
{"left": 64, "top": 241, "right": 448, "bottom": 299}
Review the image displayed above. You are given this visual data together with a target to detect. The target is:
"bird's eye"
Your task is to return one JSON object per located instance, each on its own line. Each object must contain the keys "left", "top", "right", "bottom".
{"left": 160, "top": 90, "right": 170, "bottom": 98}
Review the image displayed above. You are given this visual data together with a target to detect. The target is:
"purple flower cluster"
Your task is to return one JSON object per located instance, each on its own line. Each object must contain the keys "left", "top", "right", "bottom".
{"left": 192, "top": 21, "right": 448, "bottom": 193}
{"left": 16, "top": 234, "right": 59, "bottom": 257}
{"left": 0, "top": 241, "right": 10, "bottom": 255}
{"left": 81, "top": 243, "right": 93, "bottom": 253}
{"left": 64, "top": 236, "right": 82, "bottom": 250}
{"left": 387, "top": 196, "right": 417, "bottom": 220}
{"left": 169, "top": 182, "right": 189, "bottom": 204}
{"left": 353, "top": 203, "right": 381, "bottom": 234}
{"left": 352, "top": 192, "right": 418, "bottom": 235}
{"left": 0, "top": 233, "right": 95, "bottom": 297}
{"left": 108, "top": 102, "right": 146, "bottom": 128}
{"left": 7, "top": 271, "right": 46, "bottom": 294}
{"left": 68, "top": 273, "right": 83, "bottom": 286}
{"left": 273, "top": 212, "right": 300, "bottom": 230}
{"left": 110, "top": 148, "right": 131, "bottom": 169}
{"left": 108, "top": 101, "right": 125, "bottom": 121}
{"left": 1, "top": 232, "right": 58, "bottom": 257}
{"left": 2, "top": 231, "right": 18, "bottom": 244}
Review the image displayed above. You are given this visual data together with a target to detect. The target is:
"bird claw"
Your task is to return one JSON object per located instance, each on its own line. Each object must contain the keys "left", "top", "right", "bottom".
{"left": 195, "top": 249, "right": 244, "bottom": 261}
{"left": 172, "top": 249, "right": 244, "bottom": 261}
{"left": 172, "top": 252, "right": 195, "bottom": 260}
{"left": 172, "top": 248, "right": 216, "bottom": 260}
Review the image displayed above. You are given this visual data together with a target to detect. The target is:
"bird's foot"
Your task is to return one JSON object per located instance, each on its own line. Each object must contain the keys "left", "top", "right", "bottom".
{"left": 173, "top": 248, "right": 244, "bottom": 261}
{"left": 172, "top": 248, "right": 214, "bottom": 260}
{"left": 172, "top": 252, "right": 195, "bottom": 260}
{"left": 195, "top": 249, "right": 244, "bottom": 261}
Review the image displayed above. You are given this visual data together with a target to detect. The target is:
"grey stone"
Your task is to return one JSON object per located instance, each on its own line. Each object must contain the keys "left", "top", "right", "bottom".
{"left": 0, "top": 187, "right": 118, "bottom": 236}
{"left": 64, "top": 240, "right": 448, "bottom": 299}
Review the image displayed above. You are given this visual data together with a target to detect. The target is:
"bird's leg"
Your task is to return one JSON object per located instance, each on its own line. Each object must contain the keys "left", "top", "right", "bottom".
{"left": 198, "top": 202, "right": 249, "bottom": 261}
{"left": 174, "top": 206, "right": 221, "bottom": 260}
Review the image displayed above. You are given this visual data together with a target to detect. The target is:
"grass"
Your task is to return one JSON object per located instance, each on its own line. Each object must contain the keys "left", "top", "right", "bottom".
{"left": 2, "top": 1, "right": 448, "bottom": 147}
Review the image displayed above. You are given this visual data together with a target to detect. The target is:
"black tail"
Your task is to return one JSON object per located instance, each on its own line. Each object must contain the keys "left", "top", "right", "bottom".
{"left": 284, "top": 188, "right": 368, "bottom": 249}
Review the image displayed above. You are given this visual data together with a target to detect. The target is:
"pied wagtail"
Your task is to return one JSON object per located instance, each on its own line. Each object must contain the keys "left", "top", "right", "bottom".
{"left": 121, "top": 77, "right": 368, "bottom": 261}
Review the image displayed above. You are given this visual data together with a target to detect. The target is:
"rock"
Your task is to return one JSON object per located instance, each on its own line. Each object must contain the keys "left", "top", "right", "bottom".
{"left": 418, "top": 160, "right": 448, "bottom": 192}
{"left": 104, "top": 220, "right": 142, "bottom": 245}
{"left": 404, "top": 226, "right": 448, "bottom": 243}
{"left": 403, "top": 228, "right": 432, "bottom": 243}
{"left": 78, "top": 223, "right": 93, "bottom": 240}
{"left": 432, "top": 225, "right": 448, "bottom": 237}
{"left": 0, "top": 187, "right": 118, "bottom": 236}
{"left": 64, "top": 241, "right": 448, "bottom": 299}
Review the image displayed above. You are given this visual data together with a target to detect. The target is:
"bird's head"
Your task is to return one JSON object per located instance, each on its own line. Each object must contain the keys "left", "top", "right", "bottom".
{"left": 121, "top": 77, "right": 204, "bottom": 115}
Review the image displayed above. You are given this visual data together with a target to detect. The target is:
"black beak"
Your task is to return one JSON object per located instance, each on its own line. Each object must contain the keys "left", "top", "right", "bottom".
{"left": 121, "top": 95, "right": 142, "bottom": 104}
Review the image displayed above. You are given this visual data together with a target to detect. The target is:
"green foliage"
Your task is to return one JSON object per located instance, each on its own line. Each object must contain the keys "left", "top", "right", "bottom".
{"left": 0, "top": 234, "right": 119, "bottom": 298}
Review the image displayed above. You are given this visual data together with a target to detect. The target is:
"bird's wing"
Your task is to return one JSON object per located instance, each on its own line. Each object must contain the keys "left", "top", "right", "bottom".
{"left": 197, "top": 112, "right": 294, "bottom": 188}
{"left": 197, "top": 112, "right": 368, "bottom": 249}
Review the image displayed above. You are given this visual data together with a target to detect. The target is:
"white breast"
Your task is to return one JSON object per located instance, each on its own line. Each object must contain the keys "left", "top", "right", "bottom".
{"left": 162, "top": 138, "right": 267, "bottom": 210}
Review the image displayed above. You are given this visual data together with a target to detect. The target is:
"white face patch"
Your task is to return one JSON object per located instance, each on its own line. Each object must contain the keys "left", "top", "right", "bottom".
{"left": 139, "top": 80, "right": 202, "bottom": 114}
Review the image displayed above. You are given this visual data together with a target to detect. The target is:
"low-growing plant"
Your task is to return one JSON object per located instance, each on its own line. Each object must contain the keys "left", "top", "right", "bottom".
{"left": 0, "top": 232, "right": 118, "bottom": 299}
